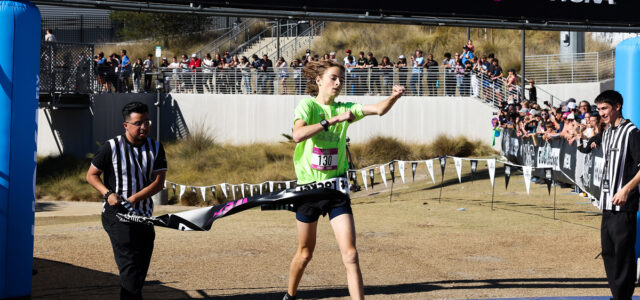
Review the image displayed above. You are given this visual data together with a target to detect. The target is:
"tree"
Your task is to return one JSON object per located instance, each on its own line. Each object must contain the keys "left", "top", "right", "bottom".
{"left": 110, "top": 11, "right": 210, "bottom": 41}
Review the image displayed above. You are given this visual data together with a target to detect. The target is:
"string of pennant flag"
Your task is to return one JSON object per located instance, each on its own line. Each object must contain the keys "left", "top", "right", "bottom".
{"left": 164, "top": 156, "right": 553, "bottom": 203}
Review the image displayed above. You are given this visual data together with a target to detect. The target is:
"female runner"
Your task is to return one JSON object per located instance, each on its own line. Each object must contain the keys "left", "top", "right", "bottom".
{"left": 284, "top": 60, "right": 405, "bottom": 300}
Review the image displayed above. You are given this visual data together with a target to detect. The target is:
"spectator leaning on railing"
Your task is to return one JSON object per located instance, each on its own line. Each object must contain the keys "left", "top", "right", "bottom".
{"left": 239, "top": 56, "right": 251, "bottom": 94}
{"left": 202, "top": 53, "right": 214, "bottom": 93}
{"left": 395, "top": 55, "right": 408, "bottom": 87}
{"left": 379, "top": 56, "right": 394, "bottom": 95}
{"left": 277, "top": 57, "right": 289, "bottom": 94}
{"left": 143, "top": 54, "right": 154, "bottom": 93}
{"left": 132, "top": 58, "right": 143, "bottom": 93}
{"left": 409, "top": 50, "right": 425, "bottom": 96}
{"left": 119, "top": 50, "right": 132, "bottom": 93}
{"left": 425, "top": 53, "right": 438, "bottom": 96}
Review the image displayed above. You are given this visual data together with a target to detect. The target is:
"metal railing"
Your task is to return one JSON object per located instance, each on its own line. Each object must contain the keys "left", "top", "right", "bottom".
{"left": 239, "top": 23, "right": 300, "bottom": 59}
{"left": 140, "top": 66, "right": 520, "bottom": 104}
{"left": 196, "top": 18, "right": 264, "bottom": 58}
{"left": 229, "top": 25, "right": 276, "bottom": 58}
{"left": 278, "top": 21, "right": 325, "bottom": 63}
{"left": 524, "top": 49, "right": 615, "bottom": 84}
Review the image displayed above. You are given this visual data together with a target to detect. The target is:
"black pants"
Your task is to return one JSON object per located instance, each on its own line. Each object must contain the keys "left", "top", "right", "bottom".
{"left": 102, "top": 207, "right": 155, "bottom": 300}
{"left": 601, "top": 210, "right": 637, "bottom": 300}
{"left": 144, "top": 74, "right": 152, "bottom": 92}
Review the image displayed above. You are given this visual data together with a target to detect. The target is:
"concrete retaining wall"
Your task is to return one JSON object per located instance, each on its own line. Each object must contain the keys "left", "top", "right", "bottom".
{"left": 37, "top": 94, "right": 497, "bottom": 157}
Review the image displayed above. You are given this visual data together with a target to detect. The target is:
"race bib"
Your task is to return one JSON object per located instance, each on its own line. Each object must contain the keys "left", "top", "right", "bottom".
{"left": 295, "top": 177, "right": 349, "bottom": 195}
{"left": 311, "top": 147, "right": 338, "bottom": 170}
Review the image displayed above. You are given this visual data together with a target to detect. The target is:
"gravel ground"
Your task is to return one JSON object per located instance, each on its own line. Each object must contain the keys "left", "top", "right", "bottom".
{"left": 32, "top": 170, "right": 614, "bottom": 299}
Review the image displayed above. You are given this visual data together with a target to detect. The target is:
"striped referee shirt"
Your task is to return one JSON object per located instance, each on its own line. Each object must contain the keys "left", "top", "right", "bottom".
{"left": 599, "top": 118, "right": 640, "bottom": 211}
{"left": 91, "top": 135, "right": 167, "bottom": 217}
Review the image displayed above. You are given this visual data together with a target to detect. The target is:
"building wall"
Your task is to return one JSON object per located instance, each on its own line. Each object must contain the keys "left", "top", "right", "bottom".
{"left": 37, "top": 94, "right": 497, "bottom": 157}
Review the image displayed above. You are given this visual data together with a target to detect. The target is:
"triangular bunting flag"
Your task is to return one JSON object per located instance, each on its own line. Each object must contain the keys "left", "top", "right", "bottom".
{"left": 231, "top": 185, "right": 237, "bottom": 200}
{"left": 252, "top": 184, "right": 259, "bottom": 196}
{"left": 388, "top": 162, "right": 395, "bottom": 183}
{"left": 523, "top": 166, "right": 532, "bottom": 194}
{"left": 241, "top": 183, "right": 246, "bottom": 198}
{"left": 171, "top": 183, "right": 177, "bottom": 196}
{"left": 369, "top": 169, "right": 375, "bottom": 189}
{"left": 349, "top": 171, "right": 358, "bottom": 190}
{"left": 488, "top": 159, "right": 496, "bottom": 187}
{"left": 454, "top": 157, "right": 462, "bottom": 183}
{"left": 439, "top": 157, "right": 447, "bottom": 179}
{"left": 411, "top": 162, "right": 418, "bottom": 182}
{"left": 426, "top": 160, "right": 436, "bottom": 184}
{"left": 504, "top": 165, "right": 511, "bottom": 190}
{"left": 191, "top": 187, "right": 197, "bottom": 197}
{"left": 361, "top": 170, "right": 368, "bottom": 190}
{"left": 269, "top": 181, "right": 274, "bottom": 192}
{"left": 179, "top": 185, "right": 186, "bottom": 200}
{"left": 470, "top": 160, "right": 478, "bottom": 182}
{"left": 380, "top": 165, "right": 388, "bottom": 188}
{"left": 164, "top": 180, "right": 167, "bottom": 189}
{"left": 200, "top": 187, "right": 207, "bottom": 202}
{"left": 398, "top": 161, "right": 406, "bottom": 184}
{"left": 220, "top": 183, "right": 229, "bottom": 199}
{"left": 545, "top": 168, "right": 553, "bottom": 195}
{"left": 210, "top": 186, "right": 216, "bottom": 198}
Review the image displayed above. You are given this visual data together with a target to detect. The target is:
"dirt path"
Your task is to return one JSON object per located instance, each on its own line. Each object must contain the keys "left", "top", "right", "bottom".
{"left": 32, "top": 168, "right": 614, "bottom": 299}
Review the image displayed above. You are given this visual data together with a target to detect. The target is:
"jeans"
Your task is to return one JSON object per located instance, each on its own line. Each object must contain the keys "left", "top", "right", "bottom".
{"left": 410, "top": 72, "right": 422, "bottom": 96}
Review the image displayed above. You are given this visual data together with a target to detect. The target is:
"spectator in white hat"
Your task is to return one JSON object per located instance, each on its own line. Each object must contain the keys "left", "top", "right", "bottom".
{"left": 329, "top": 52, "right": 337, "bottom": 63}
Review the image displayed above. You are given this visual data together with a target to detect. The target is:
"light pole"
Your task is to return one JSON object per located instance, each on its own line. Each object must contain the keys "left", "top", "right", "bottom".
{"left": 154, "top": 73, "right": 164, "bottom": 142}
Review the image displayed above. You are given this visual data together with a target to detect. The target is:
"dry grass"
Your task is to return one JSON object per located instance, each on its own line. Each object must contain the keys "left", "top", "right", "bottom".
{"left": 36, "top": 134, "right": 496, "bottom": 204}
{"left": 95, "top": 33, "right": 208, "bottom": 64}
{"left": 303, "top": 23, "right": 613, "bottom": 75}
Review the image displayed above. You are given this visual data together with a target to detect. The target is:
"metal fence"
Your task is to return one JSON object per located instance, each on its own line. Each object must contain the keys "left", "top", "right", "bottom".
{"left": 40, "top": 42, "right": 96, "bottom": 94}
{"left": 143, "top": 67, "right": 521, "bottom": 106}
{"left": 42, "top": 16, "right": 121, "bottom": 44}
{"left": 524, "top": 49, "right": 615, "bottom": 84}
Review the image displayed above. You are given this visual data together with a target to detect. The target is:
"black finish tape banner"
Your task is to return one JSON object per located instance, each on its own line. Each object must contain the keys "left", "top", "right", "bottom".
{"left": 117, "top": 188, "right": 349, "bottom": 231}
{"left": 501, "top": 129, "right": 604, "bottom": 199}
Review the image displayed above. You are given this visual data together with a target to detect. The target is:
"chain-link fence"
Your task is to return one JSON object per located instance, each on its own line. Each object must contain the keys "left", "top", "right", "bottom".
{"left": 42, "top": 16, "right": 120, "bottom": 44}
{"left": 40, "top": 42, "right": 96, "bottom": 95}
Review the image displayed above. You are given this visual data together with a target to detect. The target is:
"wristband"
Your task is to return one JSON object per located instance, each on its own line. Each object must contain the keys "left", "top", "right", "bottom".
{"left": 103, "top": 190, "right": 114, "bottom": 201}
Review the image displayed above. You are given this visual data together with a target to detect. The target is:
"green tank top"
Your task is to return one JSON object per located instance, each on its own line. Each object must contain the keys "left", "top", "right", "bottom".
{"left": 293, "top": 97, "right": 365, "bottom": 184}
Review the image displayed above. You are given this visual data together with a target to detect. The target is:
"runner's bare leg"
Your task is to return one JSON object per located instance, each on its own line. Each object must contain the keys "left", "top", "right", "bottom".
{"left": 331, "top": 213, "right": 364, "bottom": 300}
{"left": 287, "top": 220, "right": 318, "bottom": 296}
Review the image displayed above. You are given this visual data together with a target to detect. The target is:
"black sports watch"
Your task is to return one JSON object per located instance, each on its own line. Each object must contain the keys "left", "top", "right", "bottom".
{"left": 320, "top": 119, "right": 330, "bottom": 131}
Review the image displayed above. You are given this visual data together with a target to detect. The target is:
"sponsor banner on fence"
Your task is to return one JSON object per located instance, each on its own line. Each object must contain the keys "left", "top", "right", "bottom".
{"left": 501, "top": 129, "right": 603, "bottom": 199}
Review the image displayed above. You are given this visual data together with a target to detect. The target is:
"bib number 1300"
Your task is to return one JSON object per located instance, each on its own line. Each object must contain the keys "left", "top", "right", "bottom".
{"left": 311, "top": 147, "right": 338, "bottom": 170}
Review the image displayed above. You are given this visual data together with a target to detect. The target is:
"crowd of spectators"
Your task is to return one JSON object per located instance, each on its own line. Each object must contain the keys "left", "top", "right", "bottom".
{"left": 496, "top": 97, "right": 603, "bottom": 154}
{"left": 52, "top": 35, "right": 524, "bottom": 97}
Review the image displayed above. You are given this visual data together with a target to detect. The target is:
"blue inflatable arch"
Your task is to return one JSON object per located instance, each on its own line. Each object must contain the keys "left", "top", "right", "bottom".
{"left": 0, "top": 0, "right": 40, "bottom": 298}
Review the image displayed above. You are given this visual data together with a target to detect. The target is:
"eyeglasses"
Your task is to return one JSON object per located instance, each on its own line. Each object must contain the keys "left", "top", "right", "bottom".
{"left": 126, "top": 120, "right": 152, "bottom": 127}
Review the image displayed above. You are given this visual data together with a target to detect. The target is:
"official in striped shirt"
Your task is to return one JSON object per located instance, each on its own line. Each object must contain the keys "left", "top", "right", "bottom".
{"left": 87, "top": 101, "right": 167, "bottom": 300}
{"left": 596, "top": 90, "right": 640, "bottom": 300}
